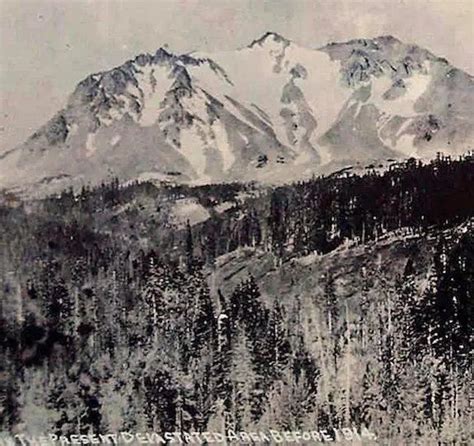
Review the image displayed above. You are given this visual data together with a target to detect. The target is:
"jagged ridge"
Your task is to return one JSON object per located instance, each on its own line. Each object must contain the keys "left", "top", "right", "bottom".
{"left": 0, "top": 33, "right": 472, "bottom": 197}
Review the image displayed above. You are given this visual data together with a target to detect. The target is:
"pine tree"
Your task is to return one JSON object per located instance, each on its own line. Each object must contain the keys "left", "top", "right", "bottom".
{"left": 185, "top": 220, "right": 194, "bottom": 272}
{"left": 266, "top": 302, "right": 291, "bottom": 379}
{"left": 229, "top": 328, "right": 258, "bottom": 429}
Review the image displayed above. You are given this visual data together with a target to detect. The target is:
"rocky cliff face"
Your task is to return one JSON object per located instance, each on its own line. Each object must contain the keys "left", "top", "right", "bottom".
{"left": 1, "top": 33, "right": 472, "bottom": 196}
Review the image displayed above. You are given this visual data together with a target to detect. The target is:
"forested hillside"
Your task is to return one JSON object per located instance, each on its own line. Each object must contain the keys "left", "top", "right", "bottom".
{"left": 0, "top": 154, "right": 473, "bottom": 444}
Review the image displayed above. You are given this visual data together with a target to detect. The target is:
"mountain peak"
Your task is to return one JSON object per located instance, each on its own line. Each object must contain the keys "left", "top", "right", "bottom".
{"left": 248, "top": 31, "right": 291, "bottom": 48}
{"left": 373, "top": 34, "right": 401, "bottom": 43}
{"left": 321, "top": 35, "right": 402, "bottom": 51}
{"left": 2, "top": 32, "right": 472, "bottom": 197}
{"left": 154, "top": 47, "right": 173, "bottom": 60}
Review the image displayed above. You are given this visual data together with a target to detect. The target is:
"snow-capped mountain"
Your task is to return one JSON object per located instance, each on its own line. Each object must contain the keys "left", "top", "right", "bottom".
{"left": 1, "top": 32, "right": 473, "bottom": 195}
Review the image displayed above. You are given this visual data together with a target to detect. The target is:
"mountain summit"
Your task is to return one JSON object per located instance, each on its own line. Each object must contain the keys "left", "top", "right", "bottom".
{"left": 248, "top": 31, "right": 292, "bottom": 48}
{"left": 1, "top": 33, "right": 473, "bottom": 196}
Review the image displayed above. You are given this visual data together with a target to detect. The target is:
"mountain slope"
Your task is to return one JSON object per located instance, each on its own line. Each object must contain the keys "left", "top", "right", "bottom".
{"left": 320, "top": 36, "right": 474, "bottom": 160}
{"left": 1, "top": 33, "right": 472, "bottom": 195}
{"left": 1, "top": 157, "right": 472, "bottom": 443}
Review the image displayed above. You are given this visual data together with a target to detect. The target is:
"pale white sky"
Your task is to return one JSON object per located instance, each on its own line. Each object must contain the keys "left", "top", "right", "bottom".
{"left": 1, "top": 0, "right": 473, "bottom": 152}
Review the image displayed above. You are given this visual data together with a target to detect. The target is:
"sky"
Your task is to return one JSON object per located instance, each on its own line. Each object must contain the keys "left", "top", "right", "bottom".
{"left": 0, "top": 0, "right": 473, "bottom": 152}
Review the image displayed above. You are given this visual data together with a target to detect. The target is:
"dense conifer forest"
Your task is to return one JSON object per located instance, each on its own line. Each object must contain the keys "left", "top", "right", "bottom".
{"left": 0, "top": 154, "right": 473, "bottom": 444}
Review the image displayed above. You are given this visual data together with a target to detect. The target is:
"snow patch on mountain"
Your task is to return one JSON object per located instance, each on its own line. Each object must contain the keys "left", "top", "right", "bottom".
{"left": 396, "top": 118, "right": 413, "bottom": 137}
{"left": 396, "top": 134, "right": 418, "bottom": 157}
{"left": 285, "top": 47, "right": 352, "bottom": 139}
{"left": 85, "top": 133, "right": 98, "bottom": 157}
{"left": 171, "top": 198, "right": 210, "bottom": 227}
{"left": 68, "top": 123, "right": 79, "bottom": 136}
{"left": 214, "top": 201, "right": 234, "bottom": 213}
{"left": 212, "top": 121, "right": 235, "bottom": 172}
{"left": 196, "top": 40, "right": 352, "bottom": 162}
{"left": 370, "top": 71, "right": 432, "bottom": 116}
{"left": 110, "top": 135, "right": 121, "bottom": 146}
{"left": 180, "top": 129, "right": 208, "bottom": 181}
